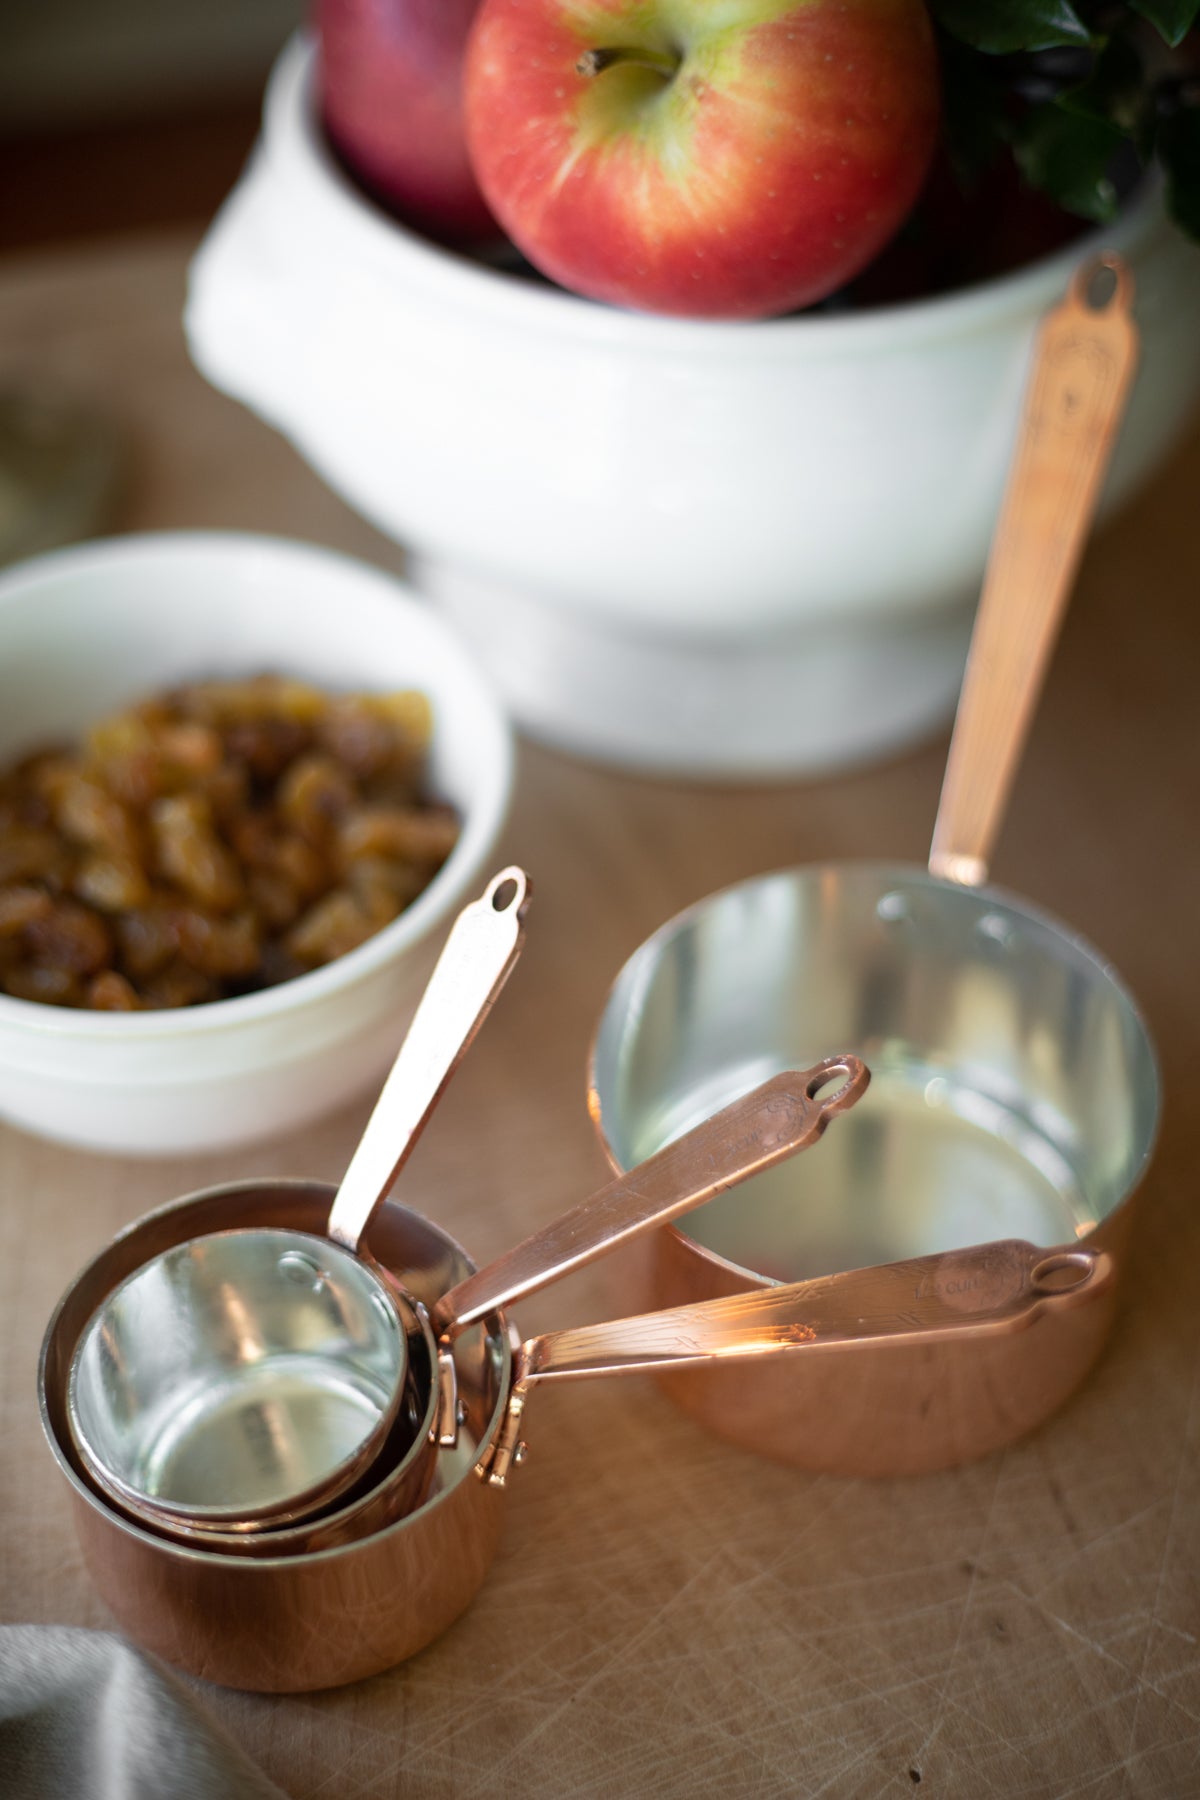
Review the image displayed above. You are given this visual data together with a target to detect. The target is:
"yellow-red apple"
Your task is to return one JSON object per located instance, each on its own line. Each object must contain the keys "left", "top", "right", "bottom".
{"left": 464, "top": 0, "right": 940, "bottom": 317}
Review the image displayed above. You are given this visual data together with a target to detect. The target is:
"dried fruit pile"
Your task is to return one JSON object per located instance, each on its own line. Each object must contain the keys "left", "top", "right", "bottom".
{"left": 0, "top": 676, "right": 459, "bottom": 1010}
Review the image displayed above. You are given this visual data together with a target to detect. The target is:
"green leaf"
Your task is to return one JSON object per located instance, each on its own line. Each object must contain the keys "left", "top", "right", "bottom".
{"left": 1159, "top": 104, "right": 1200, "bottom": 238}
{"left": 929, "top": 0, "right": 1094, "bottom": 54}
{"left": 1012, "top": 104, "right": 1128, "bottom": 219}
{"left": 1059, "top": 32, "right": 1146, "bottom": 131}
{"left": 1128, "top": 0, "right": 1200, "bottom": 48}
{"left": 1057, "top": 29, "right": 1159, "bottom": 156}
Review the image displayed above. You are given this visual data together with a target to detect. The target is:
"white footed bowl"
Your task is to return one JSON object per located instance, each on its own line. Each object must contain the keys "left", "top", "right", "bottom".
{"left": 187, "top": 36, "right": 1200, "bottom": 778}
{"left": 0, "top": 532, "right": 512, "bottom": 1155}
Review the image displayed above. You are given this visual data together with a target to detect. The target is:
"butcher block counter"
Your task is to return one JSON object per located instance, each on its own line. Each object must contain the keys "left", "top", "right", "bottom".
{"left": 1, "top": 230, "right": 1198, "bottom": 1799}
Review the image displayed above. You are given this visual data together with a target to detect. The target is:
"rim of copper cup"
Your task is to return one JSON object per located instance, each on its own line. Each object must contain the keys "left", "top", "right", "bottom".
{"left": 586, "top": 859, "right": 1162, "bottom": 1290}
{"left": 64, "top": 1225, "right": 417, "bottom": 1533}
{"left": 39, "top": 1180, "right": 514, "bottom": 1568}
{"left": 78, "top": 1294, "right": 440, "bottom": 1553}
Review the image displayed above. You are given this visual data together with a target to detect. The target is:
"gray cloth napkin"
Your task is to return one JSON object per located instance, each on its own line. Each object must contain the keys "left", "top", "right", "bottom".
{"left": 0, "top": 1625, "right": 290, "bottom": 1800}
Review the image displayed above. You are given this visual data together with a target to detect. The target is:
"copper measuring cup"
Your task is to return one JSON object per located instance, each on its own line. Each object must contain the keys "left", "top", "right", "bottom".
{"left": 73, "top": 1057, "right": 870, "bottom": 1556}
{"left": 589, "top": 251, "right": 1161, "bottom": 1475}
{"left": 66, "top": 864, "right": 532, "bottom": 1535}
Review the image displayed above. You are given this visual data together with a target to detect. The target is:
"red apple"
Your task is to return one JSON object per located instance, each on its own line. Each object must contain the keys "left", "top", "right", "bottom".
{"left": 463, "top": 0, "right": 941, "bottom": 318}
{"left": 316, "top": 0, "right": 499, "bottom": 247}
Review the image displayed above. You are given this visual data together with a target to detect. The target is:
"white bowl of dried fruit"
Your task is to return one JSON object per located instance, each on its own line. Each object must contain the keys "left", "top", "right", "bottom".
{"left": 0, "top": 531, "right": 513, "bottom": 1154}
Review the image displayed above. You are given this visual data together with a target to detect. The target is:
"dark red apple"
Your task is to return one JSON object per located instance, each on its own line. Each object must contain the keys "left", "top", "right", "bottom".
{"left": 464, "top": 0, "right": 941, "bottom": 318}
{"left": 316, "top": 0, "right": 499, "bottom": 247}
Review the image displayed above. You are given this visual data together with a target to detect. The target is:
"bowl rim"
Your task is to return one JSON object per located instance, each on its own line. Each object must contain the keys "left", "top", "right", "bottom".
{"left": 0, "top": 528, "right": 514, "bottom": 1040}
{"left": 274, "top": 32, "right": 1168, "bottom": 354}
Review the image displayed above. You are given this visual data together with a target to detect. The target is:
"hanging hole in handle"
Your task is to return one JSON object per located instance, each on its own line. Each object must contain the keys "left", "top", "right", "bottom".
{"left": 1030, "top": 1250, "right": 1097, "bottom": 1294}
{"left": 1071, "top": 250, "right": 1133, "bottom": 315}
{"left": 1085, "top": 262, "right": 1119, "bottom": 310}
{"left": 488, "top": 868, "right": 528, "bottom": 914}
{"left": 805, "top": 1055, "right": 870, "bottom": 1116}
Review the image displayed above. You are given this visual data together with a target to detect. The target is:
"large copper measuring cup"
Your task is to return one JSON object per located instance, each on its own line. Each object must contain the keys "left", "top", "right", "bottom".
{"left": 589, "top": 252, "right": 1160, "bottom": 1475}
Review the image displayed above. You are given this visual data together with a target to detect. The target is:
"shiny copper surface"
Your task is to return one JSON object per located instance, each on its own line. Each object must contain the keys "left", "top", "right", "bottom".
{"left": 327, "top": 865, "right": 531, "bottom": 1252}
{"left": 648, "top": 1224, "right": 1122, "bottom": 1477}
{"left": 433, "top": 1057, "right": 869, "bottom": 1335}
{"left": 486, "top": 1240, "right": 1116, "bottom": 1484}
{"left": 929, "top": 253, "right": 1140, "bottom": 886}
{"left": 38, "top": 1058, "right": 874, "bottom": 1676}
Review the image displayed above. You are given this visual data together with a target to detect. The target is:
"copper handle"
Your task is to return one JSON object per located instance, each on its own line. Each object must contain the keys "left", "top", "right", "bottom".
{"left": 928, "top": 252, "right": 1139, "bottom": 887}
{"left": 522, "top": 1239, "right": 1110, "bottom": 1377}
{"left": 434, "top": 1056, "right": 869, "bottom": 1336}
{"left": 482, "top": 1240, "right": 1112, "bottom": 1484}
{"left": 327, "top": 868, "right": 531, "bottom": 1252}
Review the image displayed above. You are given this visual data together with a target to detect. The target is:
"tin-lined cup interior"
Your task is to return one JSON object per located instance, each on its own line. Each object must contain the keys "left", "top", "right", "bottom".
{"left": 591, "top": 865, "right": 1160, "bottom": 1284}
{"left": 68, "top": 1228, "right": 406, "bottom": 1523}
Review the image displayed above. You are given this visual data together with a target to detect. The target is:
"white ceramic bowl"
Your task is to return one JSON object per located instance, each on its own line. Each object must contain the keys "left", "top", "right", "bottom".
{"left": 0, "top": 532, "right": 513, "bottom": 1155}
{"left": 187, "top": 36, "right": 1200, "bottom": 778}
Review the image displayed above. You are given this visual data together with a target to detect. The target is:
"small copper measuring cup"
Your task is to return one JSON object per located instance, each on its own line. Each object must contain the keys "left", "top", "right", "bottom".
{"left": 589, "top": 252, "right": 1160, "bottom": 1475}
{"left": 66, "top": 864, "right": 532, "bottom": 1534}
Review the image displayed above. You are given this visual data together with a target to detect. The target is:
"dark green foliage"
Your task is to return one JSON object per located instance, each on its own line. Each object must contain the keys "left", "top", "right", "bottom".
{"left": 928, "top": 1, "right": 1200, "bottom": 238}
{"left": 931, "top": 1, "right": 1094, "bottom": 53}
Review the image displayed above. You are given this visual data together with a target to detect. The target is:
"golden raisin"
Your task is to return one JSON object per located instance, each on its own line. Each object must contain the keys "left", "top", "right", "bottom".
{"left": 25, "top": 901, "right": 114, "bottom": 976}
{"left": 286, "top": 891, "right": 376, "bottom": 966}
{"left": 0, "top": 886, "right": 54, "bottom": 937}
{"left": 73, "top": 855, "right": 152, "bottom": 914}
{"left": 151, "top": 794, "right": 244, "bottom": 912}
{"left": 4, "top": 964, "right": 84, "bottom": 1006}
{"left": 339, "top": 805, "right": 460, "bottom": 867}
{"left": 87, "top": 970, "right": 141, "bottom": 1011}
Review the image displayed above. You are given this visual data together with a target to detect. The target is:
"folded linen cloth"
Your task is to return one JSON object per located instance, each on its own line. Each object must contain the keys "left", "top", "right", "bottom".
{"left": 0, "top": 1625, "right": 290, "bottom": 1800}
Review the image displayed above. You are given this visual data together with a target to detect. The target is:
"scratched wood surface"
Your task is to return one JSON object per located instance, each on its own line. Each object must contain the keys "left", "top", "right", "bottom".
{"left": 0, "top": 234, "right": 1197, "bottom": 1800}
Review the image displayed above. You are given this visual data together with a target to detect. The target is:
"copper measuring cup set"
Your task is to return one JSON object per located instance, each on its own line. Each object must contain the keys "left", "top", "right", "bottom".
{"left": 37, "top": 252, "right": 1161, "bottom": 1689}
{"left": 41, "top": 1059, "right": 1116, "bottom": 1691}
